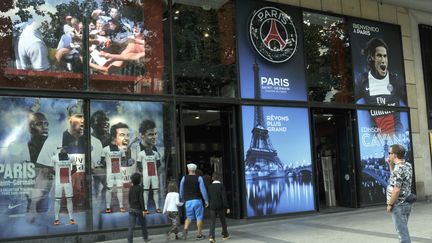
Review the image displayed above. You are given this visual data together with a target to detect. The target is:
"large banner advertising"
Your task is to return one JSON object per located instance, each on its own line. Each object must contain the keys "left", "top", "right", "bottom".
{"left": 237, "top": 0, "right": 307, "bottom": 101}
{"left": 348, "top": 18, "right": 407, "bottom": 107}
{"left": 357, "top": 109, "right": 411, "bottom": 205}
{"left": 90, "top": 100, "right": 167, "bottom": 230}
{"left": 0, "top": 96, "right": 88, "bottom": 239}
{"left": 242, "top": 106, "right": 314, "bottom": 217}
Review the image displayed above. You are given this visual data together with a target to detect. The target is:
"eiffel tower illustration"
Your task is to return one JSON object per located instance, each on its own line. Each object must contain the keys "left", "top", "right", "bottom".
{"left": 244, "top": 62, "right": 284, "bottom": 177}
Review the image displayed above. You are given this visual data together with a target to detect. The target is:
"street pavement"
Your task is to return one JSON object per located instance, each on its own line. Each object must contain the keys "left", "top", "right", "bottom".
{"left": 100, "top": 202, "right": 432, "bottom": 243}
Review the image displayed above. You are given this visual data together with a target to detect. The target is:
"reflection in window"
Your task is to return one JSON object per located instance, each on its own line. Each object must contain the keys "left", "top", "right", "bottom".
{"left": 89, "top": 0, "right": 169, "bottom": 94}
{"left": 0, "top": 0, "right": 85, "bottom": 90}
{"left": 303, "top": 12, "right": 353, "bottom": 103}
{"left": 173, "top": 0, "right": 237, "bottom": 97}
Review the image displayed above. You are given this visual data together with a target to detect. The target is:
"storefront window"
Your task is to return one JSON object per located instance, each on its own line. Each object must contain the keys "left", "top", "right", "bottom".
{"left": 89, "top": 0, "right": 170, "bottom": 94}
{"left": 0, "top": 96, "right": 90, "bottom": 238}
{"left": 90, "top": 100, "right": 174, "bottom": 230}
{"left": 0, "top": 0, "right": 85, "bottom": 90}
{"left": 303, "top": 12, "right": 353, "bottom": 103}
{"left": 173, "top": 0, "right": 236, "bottom": 97}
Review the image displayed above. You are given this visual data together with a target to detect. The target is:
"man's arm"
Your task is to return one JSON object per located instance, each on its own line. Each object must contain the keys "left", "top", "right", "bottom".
{"left": 198, "top": 176, "right": 209, "bottom": 205}
{"left": 387, "top": 186, "right": 401, "bottom": 213}
{"left": 179, "top": 176, "right": 185, "bottom": 201}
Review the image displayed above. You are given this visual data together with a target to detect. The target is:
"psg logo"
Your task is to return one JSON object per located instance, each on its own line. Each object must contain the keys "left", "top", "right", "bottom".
{"left": 249, "top": 6, "right": 298, "bottom": 63}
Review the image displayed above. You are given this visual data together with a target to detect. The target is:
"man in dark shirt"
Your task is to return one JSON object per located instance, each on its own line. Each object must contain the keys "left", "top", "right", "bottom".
{"left": 208, "top": 173, "right": 230, "bottom": 243}
{"left": 127, "top": 172, "right": 151, "bottom": 243}
{"left": 179, "top": 163, "right": 209, "bottom": 240}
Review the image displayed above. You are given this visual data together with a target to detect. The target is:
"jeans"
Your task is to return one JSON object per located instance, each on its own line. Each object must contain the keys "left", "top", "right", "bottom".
{"left": 391, "top": 202, "right": 412, "bottom": 243}
{"left": 209, "top": 209, "right": 228, "bottom": 238}
{"left": 127, "top": 210, "right": 148, "bottom": 243}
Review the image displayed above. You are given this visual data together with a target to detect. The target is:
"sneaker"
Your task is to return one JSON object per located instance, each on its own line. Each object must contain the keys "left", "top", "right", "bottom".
{"left": 175, "top": 234, "right": 180, "bottom": 240}
{"left": 156, "top": 208, "right": 162, "bottom": 213}
{"left": 105, "top": 208, "right": 112, "bottom": 213}
{"left": 120, "top": 207, "right": 126, "bottom": 213}
{"left": 69, "top": 219, "right": 75, "bottom": 225}
{"left": 183, "top": 230, "right": 188, "bottom": 240}
{"left": 222, "top": 235, "right": 230, "bottom": 240}
{"left": 144, "top": 238, "right": 152, "bottom": 242}
{"left": 209, "top": 238, "right": 216, "bottom": 243}
{"left": 53, "top": 220, "right": 60, "bottom": 225}
{"left": 196, "top": 234, "right": 205, "bottom": 241}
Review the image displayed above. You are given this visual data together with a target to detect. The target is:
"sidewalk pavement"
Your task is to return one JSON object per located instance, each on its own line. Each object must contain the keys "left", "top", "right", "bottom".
{"left": 101, "top": 202, "right": 432, "bottom": 243}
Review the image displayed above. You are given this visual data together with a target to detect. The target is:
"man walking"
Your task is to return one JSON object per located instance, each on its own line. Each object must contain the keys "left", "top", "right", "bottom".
{"left": 179, "top": 163, "right": 209, "bottom": 240}
{"left": 386, "top": 144, "right": 413, "bottom": 243}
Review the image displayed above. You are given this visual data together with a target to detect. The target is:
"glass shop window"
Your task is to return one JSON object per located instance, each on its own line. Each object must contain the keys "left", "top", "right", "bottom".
{"left": 303, "top": 12, "right": 353, "bottom": 103}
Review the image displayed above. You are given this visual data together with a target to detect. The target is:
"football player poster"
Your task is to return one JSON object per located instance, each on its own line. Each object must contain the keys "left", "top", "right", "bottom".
{"left": 348, "top": 17, "right": 407, "bottom": 107}
{"left": 0, "top": 96, "right": 88, "bottom": 238}
{"left": 90, "top": 100, "right": 167, "bottom": 230}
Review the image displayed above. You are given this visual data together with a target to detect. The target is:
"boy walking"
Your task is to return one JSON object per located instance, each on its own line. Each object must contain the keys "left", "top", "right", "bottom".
{"left": 208, "top": 173, "right": 230, "bottom": 242}
{"left": 127, "top": 173, "right": 151, "bottom": 243}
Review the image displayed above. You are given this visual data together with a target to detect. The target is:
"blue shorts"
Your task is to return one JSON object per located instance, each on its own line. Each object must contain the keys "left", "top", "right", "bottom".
{"left": 185, "top": 199, "right": 204, "bottom": 221}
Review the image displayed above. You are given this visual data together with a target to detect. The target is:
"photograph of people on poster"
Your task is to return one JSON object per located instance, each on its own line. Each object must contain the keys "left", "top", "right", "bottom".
{"left": 88, "top": 2, "right": 148, "bottom": 76}
{"left": 7, "top": 0, "right": 86, "bottom": 73}
{"left": 357, "top": 109, "right": 411, "bottom": 205}
{"left": 349, "top": 18, "right": 407, "bottom": 107}
{"left": 242, "top": 105, "right": 314, "bottom": 217}
{"left": 90, "top": 100, "right": 167, "bottom": 230}
{"left": 0, "top": 96, "right": 87, "bottom": 239}
{"left": 237, "top": 0, "right": 307, "bottom": 101}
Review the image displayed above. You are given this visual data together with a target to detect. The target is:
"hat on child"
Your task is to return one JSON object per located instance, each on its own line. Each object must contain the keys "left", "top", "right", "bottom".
{"left": 187, "top": 163, "right": 197, "bottom": 171}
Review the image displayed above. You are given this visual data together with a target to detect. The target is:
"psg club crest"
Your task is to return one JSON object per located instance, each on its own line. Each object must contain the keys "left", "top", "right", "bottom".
{"left": 249, "top": 6, "right": 298, "bottom": 63}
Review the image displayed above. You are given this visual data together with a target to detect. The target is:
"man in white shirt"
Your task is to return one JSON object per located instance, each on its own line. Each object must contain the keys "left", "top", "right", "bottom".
{"left": 17, "top": 21, "right": 50, "bottom": 71}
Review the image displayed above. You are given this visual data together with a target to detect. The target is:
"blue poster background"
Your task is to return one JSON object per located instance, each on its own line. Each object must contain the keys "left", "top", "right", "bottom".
{"left": 237, "top": 0, "right": 307, "bottom": 101}
{"left": 357, "top": 109, "right": 411, "bottom": 205}
{"left": 242, "top": 106, "right": 314, "bottom": 216}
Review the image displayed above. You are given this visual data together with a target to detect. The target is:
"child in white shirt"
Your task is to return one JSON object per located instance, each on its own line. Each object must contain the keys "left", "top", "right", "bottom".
{"left": 163, "top": 181, "right": 184, "bottom": 240}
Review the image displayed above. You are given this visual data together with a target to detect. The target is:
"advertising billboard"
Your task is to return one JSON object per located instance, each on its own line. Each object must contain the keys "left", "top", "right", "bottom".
{"left": 237, "top": 0, "right": 307, "bottom": 101}
{"left": 242, "top": 105, "right": 314, "bottom": 216}
{"left": 90, "top": 100, "right": 167, "bottom": 230}
{"left": 357, "top": 109, "right": 411, "bottom": 205}
{"left": 0, "top": 96, "right": 88, "bottom": 238}
{"left": 348, "top": 18, "right": 407, "bottom": 107}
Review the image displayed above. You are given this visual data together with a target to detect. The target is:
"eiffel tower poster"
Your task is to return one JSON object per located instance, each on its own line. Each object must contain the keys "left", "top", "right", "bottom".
{"left": 244, "top": 62, "right": 284, "bottom": 179}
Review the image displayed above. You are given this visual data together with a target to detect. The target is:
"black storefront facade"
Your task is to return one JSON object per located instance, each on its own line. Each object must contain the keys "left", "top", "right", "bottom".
{"left": 0, "top": 0, "right": 414, "bottom": 241}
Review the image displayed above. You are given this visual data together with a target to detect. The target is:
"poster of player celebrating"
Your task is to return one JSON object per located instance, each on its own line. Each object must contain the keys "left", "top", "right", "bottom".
{"left": 90, "top": 100, "right": 167, "bottom": 230}
{"left": 348, "top": 17, "right": 407, "bottom": 107}
{"left": 357, "top": 109, "right": 412, "bottom": 205}
{"left": 0, "top": 96, "right": 88, "bottom": 239}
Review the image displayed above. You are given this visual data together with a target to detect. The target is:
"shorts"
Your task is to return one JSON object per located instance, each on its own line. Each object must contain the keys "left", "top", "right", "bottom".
{"left": 185, "top": 199, "right": 204, "bottom": 221}
{"left": 107, "top": 173, "right": 123, "bottom": 188}
{"left": 55, "top": 182, "right": 73, "bottom": 198}
{"left": 143, "top": 175, "right": 159, "bottom": 190}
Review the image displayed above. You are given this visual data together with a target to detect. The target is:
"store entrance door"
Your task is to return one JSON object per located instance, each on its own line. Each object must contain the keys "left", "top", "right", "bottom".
{"left": 177, "top": 104, "right": 240, "bottom": 219}
{"left": 312, "top": 109, "right": 358, "bottom": 211}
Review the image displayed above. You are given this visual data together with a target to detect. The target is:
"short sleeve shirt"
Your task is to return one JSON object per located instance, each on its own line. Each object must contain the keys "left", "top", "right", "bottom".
{"left": 386, "top": 162, "right": 412, "bottom": 204}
